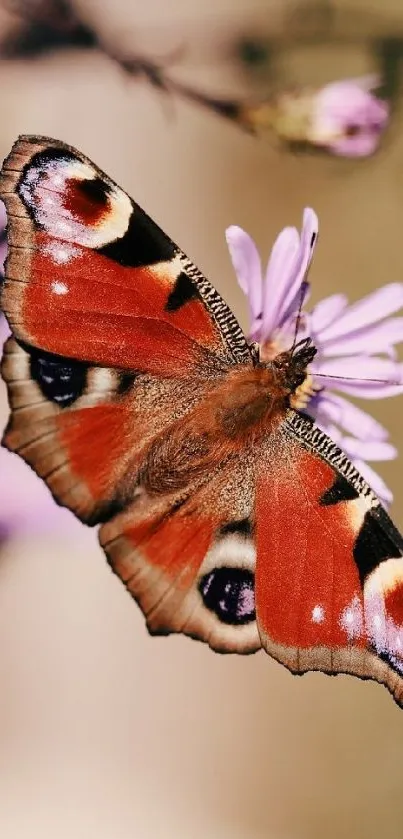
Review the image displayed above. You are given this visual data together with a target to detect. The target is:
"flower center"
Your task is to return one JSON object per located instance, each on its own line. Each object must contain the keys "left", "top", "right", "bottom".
{"left": 260, "top": 337, "right": 287, "bottom": 362}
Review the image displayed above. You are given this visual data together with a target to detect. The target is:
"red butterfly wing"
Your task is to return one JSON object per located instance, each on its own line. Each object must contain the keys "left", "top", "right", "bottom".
{"left": 1, "top": 135, "right": 250, "bottom": 374}
{"left": 1, "top": 336, "right": 215, "bottom": 521}
{"left": 0, "top": 135, "right": 252, "bottom": 521}
{"left": 99, "top": 405, "right": 403, "bottom": 704}
{"left": 255, "top": 411, "right": 403, "bottom": 706}
{"left": 100, "top": 451, "right": 260, "bottom": 654}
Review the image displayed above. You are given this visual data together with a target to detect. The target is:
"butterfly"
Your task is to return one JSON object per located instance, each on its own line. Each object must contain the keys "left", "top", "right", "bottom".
{"left": 1, "top": 135, "right": 403, "bottom": 707}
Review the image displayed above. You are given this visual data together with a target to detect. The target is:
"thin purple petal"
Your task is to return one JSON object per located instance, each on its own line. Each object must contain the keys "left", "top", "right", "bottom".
{"left": 317, "top": 283, "right": 403, "bottom": 343}
{"left": 319, "top": 316, "right": 403, "bottom": 359}
{"left": 309, "top": 294, "right": 348, "bottom": 334}
{"left": 226, "top": 226, "right": 263, "bottom": 325}
{"left": 326, "top": 382, "right": 403, "bottom": 399}
{"left": 262, "top": 209, "right": 318, "bottom": 339}
{"left": 341, "top": 437, "right": 397, "bottom": 461}
{"left": 260, "top": 227, "right": 300, "bottom": 337}
{"left": 311, "top": 355, "right": 402, "bottom": 389}
{"left": 277, "top": 279, "right": 311, "bottom": 331}
{"left": 273, "top": 208, "right": 319, "bottom": 325}
{"left": 310, "top": 392, "right": 389, "bottom": 441}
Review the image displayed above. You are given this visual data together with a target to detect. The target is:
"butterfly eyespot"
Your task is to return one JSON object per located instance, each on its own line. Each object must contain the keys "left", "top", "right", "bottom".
{"left": 29, "top": 348, "right": 87, "bottom": 407}
{"left": 199, "top": 567, "right": 256, "bottom": 625}
{"left": 18, "top": 149, "right": 132, "bottom": 248}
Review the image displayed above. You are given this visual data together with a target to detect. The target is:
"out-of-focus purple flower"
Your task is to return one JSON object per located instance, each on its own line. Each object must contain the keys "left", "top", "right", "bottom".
{"left": 226, "top": 208, "right": 403, "bottom": 506}
{"left": 0, "top": 441, "right": 82, "bottom": 543}
{"left": 241, "top": 75, "right": 389, "bottom": 158}
{"left": 309, "top": 76, "right": 389, "bottom": 158}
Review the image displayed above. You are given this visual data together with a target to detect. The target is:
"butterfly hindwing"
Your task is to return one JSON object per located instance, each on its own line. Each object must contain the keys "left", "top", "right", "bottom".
{"left": 255, "top": 411, "right": 403, "bottom": 706}
{"left": 99, "top": 407, "right": 403, "bottom": 707}
{"left": 1, "top": 336, "right": 213, "bottom": 522}
{"left": 100, "top": 451, "right": 261, "bottom": 653}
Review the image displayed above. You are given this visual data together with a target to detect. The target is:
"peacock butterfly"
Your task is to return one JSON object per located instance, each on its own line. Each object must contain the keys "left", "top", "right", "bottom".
{"left": 1, "top": 134, "right": 403, "bottom": 706}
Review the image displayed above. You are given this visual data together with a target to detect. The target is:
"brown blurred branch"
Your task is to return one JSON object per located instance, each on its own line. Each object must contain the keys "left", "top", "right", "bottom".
{"left": 111, "top": 53, "right": 248, "bottom": 126}
{"left": 1, "top": 0, "right": 96, "bottom": 56}
{"left": 0, "top": 0, "right": 401, "bottom": 153}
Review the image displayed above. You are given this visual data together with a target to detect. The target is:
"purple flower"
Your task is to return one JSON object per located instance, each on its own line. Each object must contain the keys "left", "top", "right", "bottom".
{"left": 226, "top": 208, "right": 403, "bottom": 506}
{"left": 0, "top": 436, "right": 82, "bottom": 543}
{"left": 308, "top": 76, "right": 389, "bottom": 158}
{"left": 242, "top": 75, "right": 389, "bottom": 159}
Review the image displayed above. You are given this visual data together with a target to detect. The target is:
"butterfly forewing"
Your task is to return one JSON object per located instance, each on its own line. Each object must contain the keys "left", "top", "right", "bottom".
{"left": 1, "top": 136, "right": 251, "bottom": 369}
{"left": 0, "top": 135, "right": 251, "bottom": 521}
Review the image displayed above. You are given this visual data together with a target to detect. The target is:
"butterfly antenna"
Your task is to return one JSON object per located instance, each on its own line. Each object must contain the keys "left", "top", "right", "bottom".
{"left": 290, "top": 280, "right": 308, "bottom": 357}
{"left": 314, "top": 373, "right": 402, "bottom": 386}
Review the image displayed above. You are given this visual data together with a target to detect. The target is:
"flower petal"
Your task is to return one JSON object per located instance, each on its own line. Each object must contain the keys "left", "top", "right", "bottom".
{"left": 277, "top": 279, "right": 311, "bottom": 332}
{"left": 318, "top": 283, "right": 403, "bottom": 343}
{"left": 310, "top": 78, "right": 389, "bottom": 159}
{"left": 349, "top": 458, "right": 393, "bottom": 507}
{"left": 260, "top": 226, "right": 300, "bottom": 337}
{"left": 341, "top": 437, "right": 397, "bottom": 461}
{"left": 310, "top": 293, "right": 348, "bottom": 334}
{"left": 226, "top": 226, "right": 263, "bottom": 323}
{"left": 0, "top": 315, "right": 10, "bottom": 347}
{"left": 331, "top": 382, "right": 403, "bottom": 399}
{"left": 249, "top": 315, "right": 264, "bottom": 341}
{"left": 313, "top": 78, "right": 385, "bottom": 119}
{"left": 328, "top": 129, "right": 385, "bottom": 159}
{"left": 319, "top": 316, "right": 403, "bottom": 358}
{"left": 310, "top": 392, "right": 389, "bottom": 441}
{"left": 261, "top": 208, "right": 318, "bottom": 338}
{"left": 311, "top": 355, "right": 402, "bottom": 390}
{"left": 0, "top": 446, "right": 81, "bottom": 537}
{"left": 274, "top": 208, "right": 319, "bottom": 324}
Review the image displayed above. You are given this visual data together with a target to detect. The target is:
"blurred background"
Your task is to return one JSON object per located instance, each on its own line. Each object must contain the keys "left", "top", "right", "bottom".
{"left": 1, "top": 0, "right": 403, "bottom": 837}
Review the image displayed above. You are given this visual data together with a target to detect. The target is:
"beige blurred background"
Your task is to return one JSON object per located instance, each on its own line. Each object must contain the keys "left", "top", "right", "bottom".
{"left": 1, "top": 0, "right": 403, "bottom": 837}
